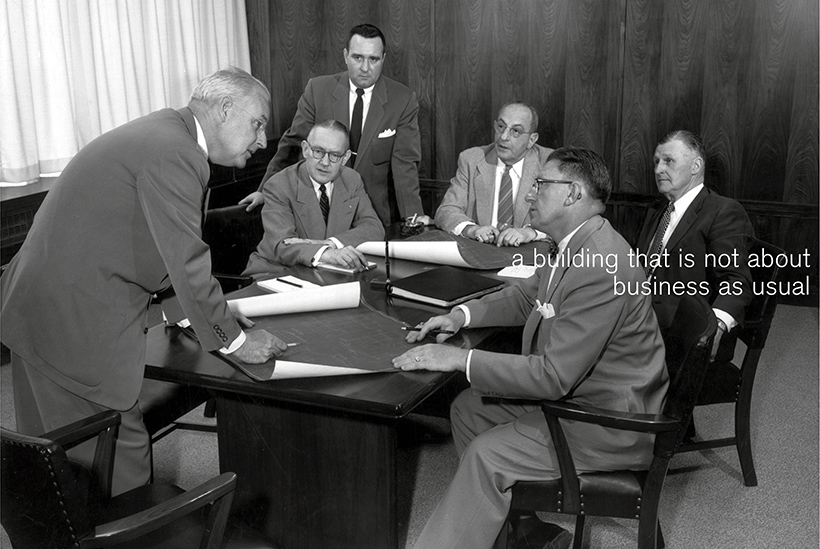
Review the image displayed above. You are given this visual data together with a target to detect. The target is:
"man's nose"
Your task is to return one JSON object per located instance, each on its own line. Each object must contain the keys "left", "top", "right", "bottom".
{"left": 256, "top": 129, "right": 267, "bottom": 148}
{"left": 525, "top": 188, "right": 537, "bottom": 203}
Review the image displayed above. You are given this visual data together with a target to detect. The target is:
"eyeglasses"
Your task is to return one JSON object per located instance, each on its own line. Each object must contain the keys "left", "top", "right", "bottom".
{"left": 232, "top": 102, "right": 267, "bottom": 135}
{"left": 305, "top": 142, "right": 346, "bottom": 163}
{"left": 494, "top": 120, "right": 532, "bottom": 139}
{"left": 533, "top": 178, "right": 573, "bottom": 194}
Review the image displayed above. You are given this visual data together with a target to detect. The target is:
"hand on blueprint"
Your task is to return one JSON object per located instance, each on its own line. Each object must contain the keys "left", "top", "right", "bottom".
{"left": 392, "top": 343, "right": 469, "bottom": 373}
{"left": 462, "top": 224, "right": 499, "bottom": 244}
{"left": 495, "top": 226, "right": 537, "bottom": 247}
{"left": 402, "top": 309, "right": 466, "bottom": 344}
{"left": 232, "top": 330, "right": 287, "bottom": 363}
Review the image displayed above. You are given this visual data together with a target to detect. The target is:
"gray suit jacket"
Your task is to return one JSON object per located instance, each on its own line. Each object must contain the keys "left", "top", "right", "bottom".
{"left": 0, "top": 108, "right": 238, "bottom": 409}
{"left": 244, "top": 161, "right": 384, "bottom": 273}
{"left": 466, "top": 216, "right": 669, "bottom": 470}
{"left": 434, "top": 144, "right": 554, "bottom": 233}
{"left": 261, "top": 72, "right": 423, "bottom": 225}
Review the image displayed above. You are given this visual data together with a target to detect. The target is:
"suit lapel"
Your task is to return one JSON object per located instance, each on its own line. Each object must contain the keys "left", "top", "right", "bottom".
{"left": 355, "top": 78, "right": 386, "bottom": 166}
{"left": 295, "top": 164, "right": 327, "bottom": 239}
{"left": 665, "top": 187, "right": 708, "bottom": 252}
{"left": 327, "top": 175, "right": 354, "bottom": 235}
{"left": 332, "top": 75, "right": 349, "bottom": 136}
{"left": 514, "top": 148, "right": 538, "bottom": 226}
{"left": 476, "top": 147, "right": 498, "bottom": 225}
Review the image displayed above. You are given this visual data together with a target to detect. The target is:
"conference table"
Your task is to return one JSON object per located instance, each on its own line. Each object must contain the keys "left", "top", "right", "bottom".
{"left": 143, "top": 245, "right": 523, "bottom": 549}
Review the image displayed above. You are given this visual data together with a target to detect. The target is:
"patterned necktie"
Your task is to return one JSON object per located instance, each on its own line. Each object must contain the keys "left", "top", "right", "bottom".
{"left": 319, "top": 184, "right": 330, "bottom": 225}
{"left": 497, "top": 164, "right": 514, "bottom": 228}
{"left": 645, "top": 201, "right": 674, "bottom": 278}
{"left": 348, "top": 88, "right": 364, "bottom": 167}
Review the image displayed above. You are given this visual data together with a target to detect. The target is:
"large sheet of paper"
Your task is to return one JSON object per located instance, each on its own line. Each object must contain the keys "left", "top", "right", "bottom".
{"left": 358, "top": 230, "right": 553, "bottom": 270}
{"left": 227, "top": 281, "right": 360, "bottom": 317}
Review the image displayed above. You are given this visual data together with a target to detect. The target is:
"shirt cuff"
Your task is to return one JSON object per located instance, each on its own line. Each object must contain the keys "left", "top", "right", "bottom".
{"left": 453, "top": 221, "right": 474, "bottom": 236}
{"left": 713, "top": 308, "right": 737, "bottom": 331}
{"left": 219, "top": 331, "right": 247, "bottom": 354}
{"left": 328, "top": 237, "right": 343, "bottom": 250}
{"left": 455, "top": 304, "right": 471, "bottom": 327}
{"left": 311, "top": 245, "right": 330, "bottom": 267}
{"left": 465, "top": 349, "right": 474, "bottom": 382}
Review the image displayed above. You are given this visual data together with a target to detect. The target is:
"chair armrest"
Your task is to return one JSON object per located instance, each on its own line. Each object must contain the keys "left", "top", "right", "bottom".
{"left": 541, "top": 400, "right": 679, "bottom": 433}
{"left": 82, "top": 472, "right": 237, "bottom": 547}
{"left": 44, "top": 410, "right": 121, "bottom": 449}
{"left": 215, "top": 273, "right": 254, "bottom": 292}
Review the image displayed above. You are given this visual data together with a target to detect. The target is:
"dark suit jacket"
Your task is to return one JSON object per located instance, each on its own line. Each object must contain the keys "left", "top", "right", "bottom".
{"left": 636, "top": 187, "right": 754, "bottom": 331}
{"left": 244, "top": 161, "right": 384, "bottom": 273}
{"left": 434, "top": 144, "right": 554, "bottom": 233}
{"left": 0, "top": 108, "right": 239, "bottom": 409}
{"left": 261, "top": 72, "right": 423, "bottom": 226}
{"left": 465, "top": 216, "right": 669, "bottom": 470}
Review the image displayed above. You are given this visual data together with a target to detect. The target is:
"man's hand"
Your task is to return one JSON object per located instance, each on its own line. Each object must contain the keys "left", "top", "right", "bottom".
{"left": 239, "top": 191, "right": 264, "bottom": 211}
{"left": 710, "top": 321, "right": 727, "bottom": 361}
{"left": 232, "top": 330, "right": 287, "bottom": 363}
{"left": 496, "top": 226, "right": 537, "bottom": 247}
{"left": 463, "top": 224, "right": 499, "bottom": 244}
{"left": 403, "top": 310, "right": 466, "bottom": 344}
{"left": 392, "top": 343, "right": 469, "bottom": 372}
{"left": 320, "top": 245, "right": 369, "bottom": 270}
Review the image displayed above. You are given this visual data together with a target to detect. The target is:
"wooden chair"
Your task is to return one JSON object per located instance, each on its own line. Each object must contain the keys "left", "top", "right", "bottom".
{"left": 202, "top": 204, "right": 264, "bottom": 292}
{"left": 501, "top": 294, "right": 717, "bottom": 549}
{"left": 675, "top": 237, "right": 784, "bottom": 486}
{"left": 1, "top": 411, "right": 236, "bottom": 549}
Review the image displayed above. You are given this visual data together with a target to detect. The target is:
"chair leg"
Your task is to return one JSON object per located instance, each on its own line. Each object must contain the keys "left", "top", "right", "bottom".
{"left": 657, "top": 521, "right": 665, "bottom": 548}
{"left": 572, "top": 515, "right": 585, "bottom": 549}
{"left": 735, "top": 387, "right": 758, "bottom": 487}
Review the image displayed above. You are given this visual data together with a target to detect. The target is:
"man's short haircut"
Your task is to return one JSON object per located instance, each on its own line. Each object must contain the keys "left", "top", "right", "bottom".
{"left": 547, "top": 147, "right": 611, "bottom": 203}
{"left": 497, "top": 101, "right": 539, "bottom": 134}
{"left": 309, "top": 119, "right": 350, "bottom": 150}
{"left": 659, "top": 129, "right": 706, "bottom": 162}
{"left": 190, "top": 66, "right": 270, "bottom": 106}
{"left": 347, "top": 23, "right": 386, "bottom": 53}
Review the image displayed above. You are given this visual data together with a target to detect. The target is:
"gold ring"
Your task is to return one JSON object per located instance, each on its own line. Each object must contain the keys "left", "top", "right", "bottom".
{"left": 414, "top": 356, "right": 421, "bottom": 362}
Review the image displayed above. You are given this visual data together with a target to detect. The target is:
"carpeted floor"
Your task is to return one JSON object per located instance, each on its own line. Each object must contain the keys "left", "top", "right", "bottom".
{"left": 2, "top": 304, "right": 818, "bottom": 548}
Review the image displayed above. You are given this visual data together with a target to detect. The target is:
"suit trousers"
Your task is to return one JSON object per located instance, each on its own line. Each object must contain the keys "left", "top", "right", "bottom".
{"left": 12, "top": 352, "right": 152, "bottom": 496}
{"left": 412, "top": 390, "right": 560, "bottom": 549}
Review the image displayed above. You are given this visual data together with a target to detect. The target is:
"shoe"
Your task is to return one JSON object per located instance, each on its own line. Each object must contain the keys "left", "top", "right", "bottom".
{"left": 516, "top": 520, "right": 572, "bottom": 549}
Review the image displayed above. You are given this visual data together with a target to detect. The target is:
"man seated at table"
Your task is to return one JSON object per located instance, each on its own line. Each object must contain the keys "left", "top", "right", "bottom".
{"left": 244, "top": 119, "right": 384, "bottom": 275}
{"left": 393, "top": 147, "right": 669, "bottom": 549}
{"left": 434, "top": 101, "right": 554, "bottom": 247}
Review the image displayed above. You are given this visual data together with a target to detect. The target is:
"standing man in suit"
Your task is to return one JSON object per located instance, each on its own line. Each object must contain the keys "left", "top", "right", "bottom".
{"left": 244, "top": 119, "right": 384, "bottom": 274}
{"left": 435, "top": 101, "right": 554, "bottom": 247}
{"left": 637, "top": 130, "right": 754, "bottom": 360}
{"left": 394, "top": 148, "right": 668, "bottom": 549}
{"left": 1, "top": 68, "right": 287, "bottom": 495}
{"left": 241, "top": 23, "right": 429, "bottom": 227}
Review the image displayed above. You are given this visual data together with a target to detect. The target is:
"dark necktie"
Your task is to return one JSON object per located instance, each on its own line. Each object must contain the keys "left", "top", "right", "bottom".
{"left": 645, "top": 201, "right": 674, "bottom": 278}
{"left": 497, "top": 164, "right": 514, "bottom": 229}
{"left": 348, "top": 88, "right": 364, "bottom": 167}
{"left": 319, "top": 184, "right": 330, "bottom": 225}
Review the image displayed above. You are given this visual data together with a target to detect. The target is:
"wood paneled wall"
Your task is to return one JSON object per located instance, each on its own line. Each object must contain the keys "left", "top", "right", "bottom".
{"left": 245, "top": 0, "right": 818, "bottom": 298}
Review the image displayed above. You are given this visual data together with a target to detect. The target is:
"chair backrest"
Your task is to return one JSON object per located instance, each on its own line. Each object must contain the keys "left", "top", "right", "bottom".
{"left": 738, "top": 237, "right": 785, "bottom": 349}
{"left": 1, "top": 428, "right": 94, "bottom": 549}
{"left": 656, "top": 294, "right": 717, "bottom": 456}
{"left": 202, "top": 204, "right": 264, "bottom": 276}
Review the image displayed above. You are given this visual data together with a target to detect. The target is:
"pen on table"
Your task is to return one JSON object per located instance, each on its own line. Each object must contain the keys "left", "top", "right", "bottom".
{"left": 286, "top": 342, "right": 300, "bottom": 347}
{"left": 400, "top": 326, "right": 456, "bottom": 335}
{"left": 276, "top": 278, "right": 302, "bottom": 288}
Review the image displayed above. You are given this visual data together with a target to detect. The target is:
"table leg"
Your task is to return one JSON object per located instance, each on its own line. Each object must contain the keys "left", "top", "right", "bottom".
{"left": 215, "top": 393, "right": 399, "bottom": 549}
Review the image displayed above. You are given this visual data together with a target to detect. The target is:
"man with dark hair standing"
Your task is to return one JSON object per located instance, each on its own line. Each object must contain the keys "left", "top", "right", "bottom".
{"left": 394, "top": 148, "right": 668, "bottom": 549}
{"left": 241, "top": 23, "right": 428, "bottom": 227}
{"left": 637, "top": 130, "right": 754, "bottom": 360}
{"left": 1, "top": 67, "right": 287, "bottom": 495}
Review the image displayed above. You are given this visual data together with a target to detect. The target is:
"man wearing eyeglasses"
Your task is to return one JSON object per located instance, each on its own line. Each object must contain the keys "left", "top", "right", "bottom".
{"left": 434, "top": 101, "right": 554, "bottom": 247}
{"left": 240, "top": 23, "right": 428, "bottom": 228}
{"left": 244, "top": 119, "right": 384, "bottom": 274}
{"left": 394, "top": 148, "right": 667, "bottom": 549}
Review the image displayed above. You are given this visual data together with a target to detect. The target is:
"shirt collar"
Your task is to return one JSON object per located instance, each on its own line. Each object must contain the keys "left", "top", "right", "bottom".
{"left": 192, "top": 114, "right": 208, "bottom": 159}
{"left": 671, "top": 183, "right": 704, "bottom": 215}
{"left": 496, "top": 156, "right": 526, "bottom": 179}
{"left": 557, "top": 219, "right": 589, "bottom": 255}
{"left": 309, "top": 175, "right": 334, "bottom": 191}
{"left": 349, "top": 80, "right": 375, "bottom": 96}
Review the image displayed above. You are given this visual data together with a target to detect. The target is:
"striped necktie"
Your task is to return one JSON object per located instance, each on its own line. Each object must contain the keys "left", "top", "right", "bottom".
{"left": 645, "top": 201, "right": 674, "bottom": 278}
{"left": 497, "top": 164, "right": 514, "bottom": 228}
{"left": 319, "top": 184, "right": 330, "bottom": 225}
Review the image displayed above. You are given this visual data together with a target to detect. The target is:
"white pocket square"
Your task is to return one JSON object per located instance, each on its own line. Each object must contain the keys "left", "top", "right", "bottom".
{"left": 535, "top": 299, "right": 555, "bottom": 319}
{"left": 378, "top": 128, "right": 396, "bottom": 138}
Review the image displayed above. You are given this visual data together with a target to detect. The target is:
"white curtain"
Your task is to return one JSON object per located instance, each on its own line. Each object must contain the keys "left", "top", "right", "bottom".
{"left": 0, "top": 0, "right": 251, "bottom": 184}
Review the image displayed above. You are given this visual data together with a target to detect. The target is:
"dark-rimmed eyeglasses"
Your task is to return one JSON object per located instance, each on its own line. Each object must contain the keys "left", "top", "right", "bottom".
{"left": 533, "top": 178, "right": 573, "bottom": 194}
{"left": 305, "top": 142, "right": 346, "bottom": 163}
{"left": 493, "top": 120, "right": 532, "bottom": 139}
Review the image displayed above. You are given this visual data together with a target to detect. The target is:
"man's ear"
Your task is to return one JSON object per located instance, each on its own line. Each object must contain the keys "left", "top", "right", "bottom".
{"left": 343, "top": 48, "right": 349, "bottom": 62}
{"left": 565, "top": 181, "right": 583, "bottom": 205}
{"left": 301, "top": 140, "right": 311, "bottom": 160}
{"left": 691, "top": 154, "right": 705, "bottom": 175}
{"left": 341, "top": 150, "right": 352, "bottom": 165}
{"left": 219, "top": 96, "right": 233, "bottom": 122}
{"left": 527, "top": 132, "right": 539, "bottom": 150}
